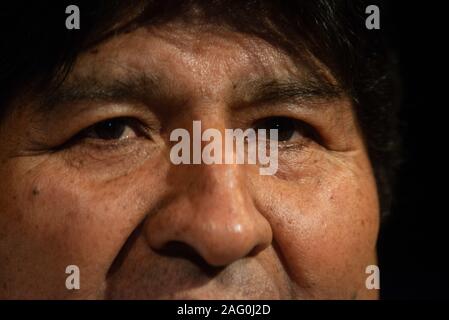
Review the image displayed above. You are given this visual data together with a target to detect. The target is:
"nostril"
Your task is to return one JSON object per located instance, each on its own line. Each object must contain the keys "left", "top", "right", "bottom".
{"left": 155, "top": 241, "right": 199, "bottom": 260}
{"left": 247, "top": 243, "right": 267, "bottom": 258}
{"left": 154, "top": 241, "right": 224, "bottom": 276}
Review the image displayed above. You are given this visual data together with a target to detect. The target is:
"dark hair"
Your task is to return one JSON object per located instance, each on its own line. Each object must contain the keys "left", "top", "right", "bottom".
{"left": 0, "top": 0, "right": 401, "bottom": 217}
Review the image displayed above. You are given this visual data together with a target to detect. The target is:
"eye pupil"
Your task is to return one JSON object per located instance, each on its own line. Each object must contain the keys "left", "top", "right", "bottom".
{"left": 258, "top": 117, "right": 296, "bottom": 141}
{"left": 92, "top": 119, "right": 126, "bottom": 140}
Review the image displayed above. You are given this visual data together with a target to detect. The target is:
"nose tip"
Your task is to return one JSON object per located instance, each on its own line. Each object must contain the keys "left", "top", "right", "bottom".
{"left": 144, "top": 164, "right": 272, "bottom": 267}
{"left": 188, "top": 221, "right": 271, "bottom": 267}
{"left": 146, "top": 202, "right": 273, "bottom": 267}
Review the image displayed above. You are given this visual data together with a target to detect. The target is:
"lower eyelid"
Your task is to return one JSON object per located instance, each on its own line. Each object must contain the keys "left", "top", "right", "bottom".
{"left": 80, "top": 135, "right": 147, "bottom": 148}
{"left": 61, "top": 139, "right": 159, "bottom": 171}
{"left": 60, "top": 137, "right": 154, "bottom": 164}
{"left": 278, "top": 140, "right": 309, "bottom": 150}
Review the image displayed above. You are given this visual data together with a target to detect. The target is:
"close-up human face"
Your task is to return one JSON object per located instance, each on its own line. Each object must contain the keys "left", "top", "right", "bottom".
{"left": 0, "top": 21, "right": 379, "bottom": 299}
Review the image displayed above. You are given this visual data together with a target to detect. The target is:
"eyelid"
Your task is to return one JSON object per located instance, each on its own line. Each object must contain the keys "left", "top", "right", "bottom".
{"left": 55, "top": 117, "right": 152, "bottom": 152}
{"left": 81, "top": 117, "right": 148, "bottom": 139}
{"left": 253, "top": 116, "right": 323, "bottom": 144}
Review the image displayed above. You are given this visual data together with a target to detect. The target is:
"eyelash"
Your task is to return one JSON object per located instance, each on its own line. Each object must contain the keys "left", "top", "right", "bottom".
{"left": 80, "top": 117, "right": 144, "bottom": 140}
{"left": 253, "top": 116, "right": 322, "bottom": 145}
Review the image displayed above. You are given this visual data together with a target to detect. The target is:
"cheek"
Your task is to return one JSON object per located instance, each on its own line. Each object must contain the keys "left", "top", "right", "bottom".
{"left": 0, "top": 154, "right": 169, "bottom": 298}
{"left": 251, "top": 154, "right": 380, "bottom": 298}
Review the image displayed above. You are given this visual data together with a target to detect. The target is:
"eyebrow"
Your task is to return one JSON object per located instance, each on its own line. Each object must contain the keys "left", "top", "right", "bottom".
{"left": 38, "top": 72, "right": 161, "bottom": 114}
{"left": 241, "top": 77, "right": 344, "bottom": 108}
{"left": 37, "top": 70, "right": 344, "bottom": 115}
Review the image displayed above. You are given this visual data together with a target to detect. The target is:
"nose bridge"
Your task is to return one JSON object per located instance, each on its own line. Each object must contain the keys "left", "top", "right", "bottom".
{"left": 193, "top": 162, "right": 257, "bottom": 231}
{"left": 145, "top": 156, "right": 272, "bottom": 267}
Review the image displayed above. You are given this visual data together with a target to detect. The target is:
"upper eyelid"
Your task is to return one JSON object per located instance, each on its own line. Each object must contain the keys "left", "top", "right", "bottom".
{"left": 255, "top": 116, "right": 324, "bottom": 144}
{"left": 76, "top": 117, "right": 148, "bottom": 140}
{"left": 231, "top": 102, "right": 323, "bottom": 124}
{"left": 76, "top": 108, "right": 158, "bottom": 130}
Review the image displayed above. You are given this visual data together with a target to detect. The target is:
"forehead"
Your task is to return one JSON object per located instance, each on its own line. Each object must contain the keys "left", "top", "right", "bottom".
{"left": 27, "top": 21, "right": 346, "bottom": 124}
{"left": 70, "top": 23, "right": 329, "bottom": 94}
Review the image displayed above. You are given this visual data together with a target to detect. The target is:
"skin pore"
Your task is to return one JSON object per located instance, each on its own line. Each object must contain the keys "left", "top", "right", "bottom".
{"left": 0, "top": 21, "right": 379, "bottom": 299}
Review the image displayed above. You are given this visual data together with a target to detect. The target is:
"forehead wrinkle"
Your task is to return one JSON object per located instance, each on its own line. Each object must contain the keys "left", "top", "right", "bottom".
{"left": 138, "top": 25, "right": 343, "bottom": 108}
{"left": 132, "top": 25, "right": 311, "bottom": 96}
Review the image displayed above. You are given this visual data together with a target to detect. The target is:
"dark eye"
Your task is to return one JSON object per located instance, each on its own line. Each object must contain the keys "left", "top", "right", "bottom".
{"left": 261, "top": 117, "right": 296, "bottom": 141}
{"left": 254, "top": 116, "right": 321, "bottom": 143}
{"left": 81, "top": 118, "right": 142, "bottom": 141}
{"left": 254, "top": 117, "right": 303, "bottom": 142}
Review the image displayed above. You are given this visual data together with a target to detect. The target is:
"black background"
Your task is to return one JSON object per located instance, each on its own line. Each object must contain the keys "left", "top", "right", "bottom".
{"left": 377, "top": 2, "right": 449, "bottom": 299}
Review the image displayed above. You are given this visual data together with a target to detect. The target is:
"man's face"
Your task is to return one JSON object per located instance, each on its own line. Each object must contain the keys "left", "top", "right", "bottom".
{"left": 0, "top": 22, "right": 379, "bottom": 299}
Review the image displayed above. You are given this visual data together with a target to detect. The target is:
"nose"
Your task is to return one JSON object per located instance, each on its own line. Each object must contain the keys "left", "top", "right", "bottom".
{"left": 144, "top": 162, "right": 272, "bottom": 267}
